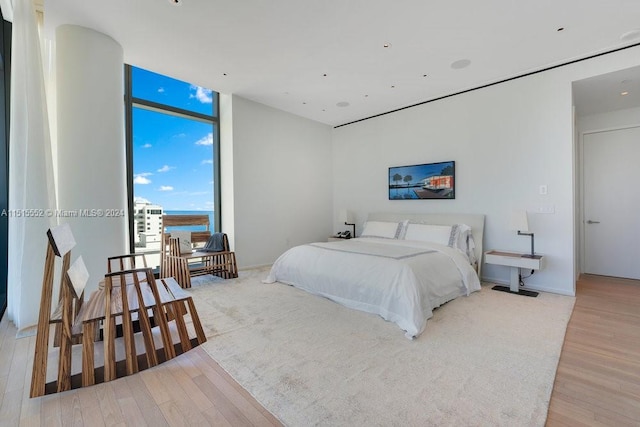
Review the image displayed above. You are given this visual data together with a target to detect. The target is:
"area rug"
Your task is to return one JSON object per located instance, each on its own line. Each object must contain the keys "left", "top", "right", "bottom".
{"left": 188, "top": 268, "right": 575, "bottom": 426}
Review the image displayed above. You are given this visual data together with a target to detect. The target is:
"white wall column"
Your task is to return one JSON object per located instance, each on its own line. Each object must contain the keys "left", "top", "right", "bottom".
{"left": 56, "top": 25, "right": 127, "bottom": 285}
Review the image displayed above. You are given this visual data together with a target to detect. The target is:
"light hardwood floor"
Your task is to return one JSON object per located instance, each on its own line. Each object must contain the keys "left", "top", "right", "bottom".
{"left": 0, "top": 314, "right": 282, "bottom": 426}
{"left": 1, "top": 274, "right": 638, "bottom": 426}
{"left": 547, "top": 274, "right": 640, "bottom": 426}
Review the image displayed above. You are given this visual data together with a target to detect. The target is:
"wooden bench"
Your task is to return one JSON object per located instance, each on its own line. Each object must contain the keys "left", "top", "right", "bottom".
{"left": 160, "top": 214, "right": 238, "bottom": 288}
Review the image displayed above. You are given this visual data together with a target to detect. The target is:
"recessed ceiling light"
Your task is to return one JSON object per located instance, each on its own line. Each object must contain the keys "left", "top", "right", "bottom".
{"left": 451, "top": 59, "right": 471, "bottom": 69}
{"left": 168, "top": 0, "right": 182, "bottom": 5}
{"left": 621, "top": 91, "right": 629, "bottom": 96}
{"left": 383, "top": 43, "right": 392, "bottom": 48}
{"left": 336, "top": 101, "right": 350, "bottom": 107}
{"left": 620, "top": 29, "right": 640, "bottom": 41}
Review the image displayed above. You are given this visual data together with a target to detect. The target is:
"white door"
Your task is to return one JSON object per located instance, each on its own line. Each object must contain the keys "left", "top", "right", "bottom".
{"left": 583, "top": 126, "right": 640, "bottom": 279}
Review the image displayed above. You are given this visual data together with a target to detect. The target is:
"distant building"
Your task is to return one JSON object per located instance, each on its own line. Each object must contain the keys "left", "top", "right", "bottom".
{"left": 134, "top": 201, "right": 163, "bottom": 247}
{"left": 422, "top": 175, "right": 453, "bottom": 190}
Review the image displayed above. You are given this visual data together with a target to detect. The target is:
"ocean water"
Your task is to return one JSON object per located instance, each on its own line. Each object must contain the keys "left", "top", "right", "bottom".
{"left": 165, "top": 210, "right": 215, "bottom": 231}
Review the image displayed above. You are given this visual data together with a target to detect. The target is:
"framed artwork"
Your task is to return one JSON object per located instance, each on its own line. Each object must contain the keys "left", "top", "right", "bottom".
{"left": 388, "top": 161, "right": 455, "bottom": 200}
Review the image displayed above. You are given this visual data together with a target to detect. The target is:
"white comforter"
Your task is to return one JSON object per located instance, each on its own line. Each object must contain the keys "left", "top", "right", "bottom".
{"left": 264, "top": 237, "right": 481, "bottom": 339}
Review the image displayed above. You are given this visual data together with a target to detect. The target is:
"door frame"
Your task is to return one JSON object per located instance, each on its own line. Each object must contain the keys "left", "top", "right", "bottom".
{"left": 579, "top": 123, "right": 640, "bottom": 277}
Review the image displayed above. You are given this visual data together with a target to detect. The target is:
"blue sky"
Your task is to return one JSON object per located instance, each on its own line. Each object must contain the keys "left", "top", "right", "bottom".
{"left": 132, "top": 67, "right": 216, "bottom": 211}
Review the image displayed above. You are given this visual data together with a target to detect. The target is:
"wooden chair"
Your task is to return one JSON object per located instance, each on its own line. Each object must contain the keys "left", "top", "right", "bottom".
{"left": 100, "top": 267, "right": 206, "bottom": 382}
{"left": 30, "top": 223, "right": 77, "bottom": 398}
{"left": 160, "top": 214, "right": 238, "bottom": 288}
{"left": 32, "top": 227, "right": 208, "bottom": 395}
{"left": 107, "top": 253, "right": 147, "bottom": 273}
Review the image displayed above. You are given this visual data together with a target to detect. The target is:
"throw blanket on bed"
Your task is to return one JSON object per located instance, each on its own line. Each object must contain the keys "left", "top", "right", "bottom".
{"left": 309, "top": 240, "right": 435, "bottom": 259}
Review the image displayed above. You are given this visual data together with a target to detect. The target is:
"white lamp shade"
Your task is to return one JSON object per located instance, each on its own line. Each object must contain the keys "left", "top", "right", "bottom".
{"left": 338, "top": 209, "right": 354, "bottom": 224}
{"left": 509, "top": 210, "right": 529, "bottom": 232}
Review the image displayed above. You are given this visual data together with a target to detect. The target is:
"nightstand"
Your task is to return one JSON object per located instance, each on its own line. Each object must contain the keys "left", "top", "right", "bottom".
{"left": 484, "top": 250, "right": 546, "bottom": 297}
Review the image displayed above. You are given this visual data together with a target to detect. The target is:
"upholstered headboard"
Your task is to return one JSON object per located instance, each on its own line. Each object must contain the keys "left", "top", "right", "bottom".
{"left": 366, "top": 212, "right": 485, "bottom": 277}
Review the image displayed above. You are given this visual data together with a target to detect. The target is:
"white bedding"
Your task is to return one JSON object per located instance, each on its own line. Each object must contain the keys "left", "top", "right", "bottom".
{"left": 264, "top": 237, "right": 481, "bottom": 339}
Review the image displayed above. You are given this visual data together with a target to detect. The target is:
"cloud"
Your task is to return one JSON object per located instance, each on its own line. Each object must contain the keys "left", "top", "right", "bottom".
{"left": 157, "top": 165, "right": 175, "bottom": 173}
{"left": 189, "top": 85, "right": 213, "bottom": 104}
{"left": 195, "top": 133, "right": 213, "bottom": 146}
{"left": 134, "top": 175, "right": 152, "bottom": 184}
{"left": 158, "top": 87, "right": 165, "bottom": 93}
{"left": 134, "top": 197, "right": 151, "bottom": 204}
{"left": 201, "top": 159, "right": 214, "bottom": 165}
{"left": 159, "top": 186, "right": 174, "bottom": 191}
{"left": 142, "top": 143, "right": 152, "bottom": 148}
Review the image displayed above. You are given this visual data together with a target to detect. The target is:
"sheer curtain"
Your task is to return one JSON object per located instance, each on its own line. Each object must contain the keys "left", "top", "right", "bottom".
{"left": 7, "top": 0, "right": 56, "bottom": 329}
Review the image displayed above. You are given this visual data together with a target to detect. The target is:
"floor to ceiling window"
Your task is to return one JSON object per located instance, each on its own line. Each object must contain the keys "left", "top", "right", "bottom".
{"left": 125, "top": 65, "right": 220, "bottom": 270}
{"left": 0, "top": 13, "right": 11, "bottom": 318}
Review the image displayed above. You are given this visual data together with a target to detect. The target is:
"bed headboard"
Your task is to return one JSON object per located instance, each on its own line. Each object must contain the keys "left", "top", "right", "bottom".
{"left": 367, "top": 212, "right": 485, "bottom": 277}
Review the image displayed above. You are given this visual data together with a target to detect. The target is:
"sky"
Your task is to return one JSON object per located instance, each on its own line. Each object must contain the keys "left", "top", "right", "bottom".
{"left": 131, "top": 66, "right": 217, "bottom": 211}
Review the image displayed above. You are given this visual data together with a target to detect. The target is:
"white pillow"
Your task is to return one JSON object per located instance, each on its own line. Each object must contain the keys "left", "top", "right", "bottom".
{"left": 361, "top": 221, "right": 404, "bottom": 239}
{"left": 171, "top": 231, "right": 193, "bottom": 254}
{"left": 404, "top": 224, "right": 452, "bottom": 245}
{"left": 450, "top": 224, "right": 476, "bottom": 265}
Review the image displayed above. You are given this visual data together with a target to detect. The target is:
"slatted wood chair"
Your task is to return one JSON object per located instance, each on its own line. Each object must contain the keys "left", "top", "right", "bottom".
{"left": 107, "top": 253, "right": 148, "bottom": 273}
{"left": 160, "top": 214, "right": 238, "bottom": 288}
{"left": 32, "top": 227, "right": 208, "bottom": 395}
{"left": 101, "top": 267, "right": 206, "bottom": 381}
{"left": 30, "top": 223, "right": 77, "bottom": 398}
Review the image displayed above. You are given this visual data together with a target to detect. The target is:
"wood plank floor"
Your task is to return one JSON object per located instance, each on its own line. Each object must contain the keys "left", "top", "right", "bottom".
{"left": 1, "top": 274, "right": 638, "bottom": 426}
{"left": 0, "top": 314, "right": 282, "bottom": 426}
{"left": 547, "top": 274, "right": 640, "bottom": 426}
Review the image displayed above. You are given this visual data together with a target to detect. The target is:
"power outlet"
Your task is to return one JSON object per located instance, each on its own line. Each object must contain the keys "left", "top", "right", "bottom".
{"left": 539, "top": 185, "right": 548, "bottom": 195}
{"left": 538, "top": 205, "right": 555, "bottom": 214}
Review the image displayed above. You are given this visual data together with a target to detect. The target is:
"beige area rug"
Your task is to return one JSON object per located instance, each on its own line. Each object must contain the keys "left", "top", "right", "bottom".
{"left": 188, "top": 268, "right": 575, "bottom": 426}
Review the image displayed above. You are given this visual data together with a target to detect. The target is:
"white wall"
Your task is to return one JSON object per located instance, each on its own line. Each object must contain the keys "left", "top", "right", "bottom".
{"left": 332, "top": 45, "right": 640, "bottom": 296}
{"left": 230, "top": 96, "right": 333, "bottom": 268}
{"left": 577, "top": 106, "right": 640, "bottom": 132}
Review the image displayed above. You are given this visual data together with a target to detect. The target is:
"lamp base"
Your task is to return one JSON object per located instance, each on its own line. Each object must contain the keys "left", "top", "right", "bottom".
{"left": 492, "top": 285, "right": 539, "bottom": 297}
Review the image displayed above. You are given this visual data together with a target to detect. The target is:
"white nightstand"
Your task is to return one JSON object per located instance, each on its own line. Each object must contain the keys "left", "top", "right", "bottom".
{"left": 484, "top": 250, "right": 546, "bottom": 297}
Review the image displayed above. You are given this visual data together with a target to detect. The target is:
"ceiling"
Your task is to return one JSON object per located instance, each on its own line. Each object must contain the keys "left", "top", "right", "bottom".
{"left": 42, "top": 0, "right": 640, "bottom": 126}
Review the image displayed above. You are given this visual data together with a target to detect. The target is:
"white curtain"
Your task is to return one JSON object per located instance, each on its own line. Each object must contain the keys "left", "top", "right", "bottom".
{"left": 7, "top": 0, "right": 57, "bottom": 329}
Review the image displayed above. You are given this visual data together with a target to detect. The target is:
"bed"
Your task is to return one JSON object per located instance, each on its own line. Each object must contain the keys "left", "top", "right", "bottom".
{"left": 264, "top": 213, "right": 485, "bottom": 339}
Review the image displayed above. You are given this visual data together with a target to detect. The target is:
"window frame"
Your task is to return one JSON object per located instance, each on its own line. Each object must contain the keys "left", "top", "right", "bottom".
{"left": 124, "top": 64, "right": 221, "bottom": 253}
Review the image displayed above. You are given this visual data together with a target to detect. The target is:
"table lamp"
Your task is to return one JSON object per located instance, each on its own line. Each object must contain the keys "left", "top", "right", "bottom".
{"left": 338, "top": 209, "right": 356, "bottom": 239}
{"left": 510, "top": 210, "right": 536, "bottom": 258}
